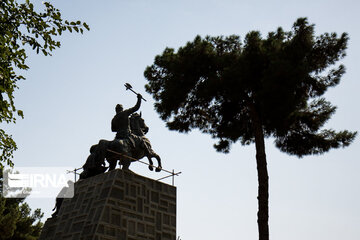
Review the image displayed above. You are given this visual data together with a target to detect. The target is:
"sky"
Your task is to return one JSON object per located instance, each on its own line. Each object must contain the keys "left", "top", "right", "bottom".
{"left": 4, "top": 0, "right": 360, "bottom": 239}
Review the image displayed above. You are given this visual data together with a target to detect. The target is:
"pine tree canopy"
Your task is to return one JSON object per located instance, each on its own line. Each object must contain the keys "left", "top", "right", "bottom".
{"left": 144, "top": 18, "right": 356, "bottom": 157}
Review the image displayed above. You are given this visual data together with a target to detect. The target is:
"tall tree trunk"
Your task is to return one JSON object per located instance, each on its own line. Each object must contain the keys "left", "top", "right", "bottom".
{"left": 251, "top": 106, "right": 269, "bottom": 240}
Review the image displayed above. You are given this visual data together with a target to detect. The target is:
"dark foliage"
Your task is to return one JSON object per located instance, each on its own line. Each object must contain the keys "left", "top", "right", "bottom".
{"left": 144, "top": 18, "right": 356, "bottom": 240}
{"left": 0, "top": 170, "right": 43, "bottom": 240}
{"left": 144, "top": 18, "right": 356, "bottom": 155}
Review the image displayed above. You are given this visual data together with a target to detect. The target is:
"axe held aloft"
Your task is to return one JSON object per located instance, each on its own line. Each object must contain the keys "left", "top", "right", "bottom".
{"left": 124, "top": 83, "right": 147, "bottom": 101}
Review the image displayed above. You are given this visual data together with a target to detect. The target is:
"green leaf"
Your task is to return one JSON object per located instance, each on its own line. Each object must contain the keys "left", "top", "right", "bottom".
{"left": 17, "top": 110, "right": 24, "bottom": 118}
{"left": 0, "top": 0, "right": 89, "bottom": 167}
{"left": 83, "top": 22, "right": 90, "bottom": 30}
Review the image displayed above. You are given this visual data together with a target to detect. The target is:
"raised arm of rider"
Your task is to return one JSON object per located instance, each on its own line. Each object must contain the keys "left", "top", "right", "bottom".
{"left": 125, "top": 94, "right": 142, "bottom": 115}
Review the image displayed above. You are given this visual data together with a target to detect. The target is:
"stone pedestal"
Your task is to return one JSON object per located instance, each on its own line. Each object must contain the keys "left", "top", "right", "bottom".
{"left": 39, "top": 169, "right": 176, "bottom": 240}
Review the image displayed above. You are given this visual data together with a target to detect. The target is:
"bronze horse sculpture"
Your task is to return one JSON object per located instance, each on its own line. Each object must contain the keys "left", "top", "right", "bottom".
{"left": 80, "top": 113, "right": 162, "bottom": 179}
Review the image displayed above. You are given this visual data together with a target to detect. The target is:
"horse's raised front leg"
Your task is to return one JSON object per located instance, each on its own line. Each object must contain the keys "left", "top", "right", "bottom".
{"left": 146, "top": 156, "right": 154, "bottom": 171}
{"left": 146, "top": 149, "right": 162, "bottom": 172}
{"left": 154, "top": 154, "right": 162, "bottom": 172}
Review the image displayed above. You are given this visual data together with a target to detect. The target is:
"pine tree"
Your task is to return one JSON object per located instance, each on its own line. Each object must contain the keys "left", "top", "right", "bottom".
{"left": 144, "top": 18, "right": 357, "bottom": 240}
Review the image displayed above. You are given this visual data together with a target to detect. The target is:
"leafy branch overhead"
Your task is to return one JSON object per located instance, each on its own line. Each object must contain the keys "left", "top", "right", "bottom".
{"left": 0, "top": 0, "right": 90, "bottom": 167}
{"left": 144, "top": 18, "right": 356, "bottom": 156}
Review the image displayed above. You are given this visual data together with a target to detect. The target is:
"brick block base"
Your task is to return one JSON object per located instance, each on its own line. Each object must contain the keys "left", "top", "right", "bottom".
{"left": 39, "top": 169, "right": 176, "bottom": 240}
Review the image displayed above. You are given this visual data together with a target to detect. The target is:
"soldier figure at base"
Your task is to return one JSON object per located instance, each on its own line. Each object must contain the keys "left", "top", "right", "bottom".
{"left": 51, "top": 180, "right": 73, "bottom": 218}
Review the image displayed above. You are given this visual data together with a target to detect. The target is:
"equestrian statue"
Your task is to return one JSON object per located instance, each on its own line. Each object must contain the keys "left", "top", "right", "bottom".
{"left": 80, "top": 84, "right": 162, "bottom": 179}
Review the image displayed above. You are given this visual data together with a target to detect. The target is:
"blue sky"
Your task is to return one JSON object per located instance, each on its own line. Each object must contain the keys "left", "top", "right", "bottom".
{"left": 5, "top": 0, "right": 360, "bottom": 239}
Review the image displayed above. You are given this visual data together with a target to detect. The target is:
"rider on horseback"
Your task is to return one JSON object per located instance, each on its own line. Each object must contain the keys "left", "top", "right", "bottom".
{"left": 80, "top": 92, "right": 161, "bottom": 179}
{"left": 111, "top": 93, "right": 143, "bottom": 145}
